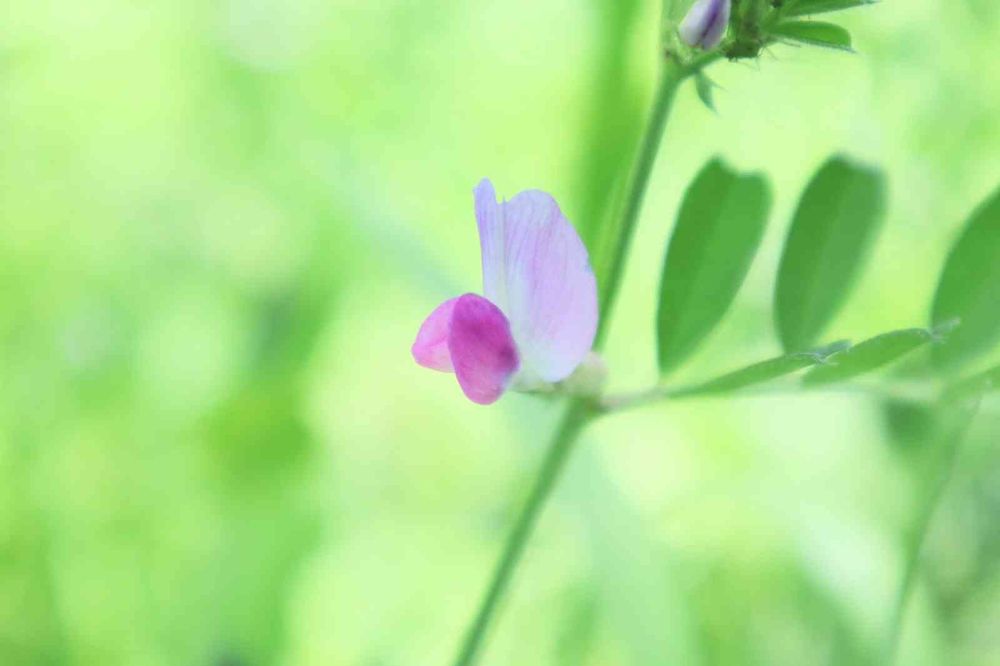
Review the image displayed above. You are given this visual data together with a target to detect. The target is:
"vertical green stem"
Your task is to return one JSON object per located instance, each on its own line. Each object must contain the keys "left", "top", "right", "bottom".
{"left": 884, "top": 399, "right": 980, "bottom": 663}
{"left": 451, "top": 400, "right": 593, "bottom": 666}
{"left": 595, "top": 58, "right": 686, "bottom": 348}
{"left": 452, "top": 42, "right": 699, "bottom": 666}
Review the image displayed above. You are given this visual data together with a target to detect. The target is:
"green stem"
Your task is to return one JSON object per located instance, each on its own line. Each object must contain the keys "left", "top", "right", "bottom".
{"left": 599, "top": 379, "right": 942, "bottom": 415}
{"left": 883, "top": 399, "right": 980, "bottom": 663}
{"left": 595, "top": 57, "right": 686, "bottom": 348}
{"left": 451, "top": 43, "right": 720, "bottom": 666}
{"left": 451, "top": 400, "right": 593, "bottom": 666}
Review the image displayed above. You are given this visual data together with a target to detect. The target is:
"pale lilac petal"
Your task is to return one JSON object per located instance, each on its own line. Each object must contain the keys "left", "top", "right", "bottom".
{"left": 475, "top": 179, "right": 505, "bottom": 305}
{"left": 679, "top": 0, "right": 730, "bottom": 50}
{"left": 474, "top": 179, "right": 598, "bottom": 383}
{"left": 448, "top": 293, "right": 519, "bottom": 405}
{"left": 412, "top": 297, "right": 459, "bottom": 372}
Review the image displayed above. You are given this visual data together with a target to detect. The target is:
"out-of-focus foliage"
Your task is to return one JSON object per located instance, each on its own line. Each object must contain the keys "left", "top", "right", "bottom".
{"left": 782, "top": 0, "right": 878, "bottom": 19}
{"left": 1, "top": 1, "right": 998, "bottom": 665}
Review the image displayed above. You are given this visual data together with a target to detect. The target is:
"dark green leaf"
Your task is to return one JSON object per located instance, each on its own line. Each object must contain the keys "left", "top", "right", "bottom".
{"left": 771, "top": 21, "right": 853, "bottom": 51}
{"left": 657, "top": 159, "right": 771, "bottom": 374}
{"left": 775, "top": 156, "right": 886, "bottom": 351}
{"left": 802, "top": 328, "right": 934, "bottom": 386}
{"left": 783, "top": 0, "right": 877, "bottom": 18}
{"left": 931, "top": 186, "right": 1000, "bottom": 370}
{"left": 677, "top": 340, "right": 849, "bottom": 396}
{"left": 694, "top": 71, "right": 716, "bottom": 112}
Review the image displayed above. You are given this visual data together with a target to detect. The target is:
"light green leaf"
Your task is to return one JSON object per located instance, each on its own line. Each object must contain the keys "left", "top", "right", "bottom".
{"left": 657, "top": 159, "right": 771, "bottom": 374}
{"left": 783, "top": 0, "right": 877, "bottom": 18}
{"left": 943, "top": 364, "right": 1000, "bottom": 402}
{"left": 775, "top": 156, "right": 886, "bottom": 351}
{"left": 771, "top": 21, "right": 853, "bottom": 51}
{"left": 931, "top": 185, "right": 1000, "bottom": 370}
{"left": 694, "top": 71, "right": 716, "bottom": 113}
{"left": 677, "top": 340, "right": 850, "bottom": 396}
{"left": 802, "top": 328, "right": 934, "bottom": 386}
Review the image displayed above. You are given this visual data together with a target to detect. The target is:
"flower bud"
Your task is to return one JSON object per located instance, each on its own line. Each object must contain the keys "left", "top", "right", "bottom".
{"left": 679, "top": 0, "right": 731, "bottom": 50}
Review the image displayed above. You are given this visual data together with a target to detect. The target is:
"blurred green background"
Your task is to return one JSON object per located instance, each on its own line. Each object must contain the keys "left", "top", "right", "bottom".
{"left": 2, "top": 1, "right": 999, "bottom": 664}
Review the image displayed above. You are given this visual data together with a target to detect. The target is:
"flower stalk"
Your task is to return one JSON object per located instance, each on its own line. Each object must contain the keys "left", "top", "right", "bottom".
{"left": 451, "top": 399, "right": 593, "bottom": 666}
{"left": 452, "top": 48, "right": 707, "bottom": 666}
{"left": 883, "top": 397, "right": 981, "bottom": 663}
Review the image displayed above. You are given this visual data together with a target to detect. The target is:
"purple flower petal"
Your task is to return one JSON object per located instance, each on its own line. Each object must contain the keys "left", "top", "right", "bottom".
{"left": 474, "top": 179, "right": 598, "bottom": 383}
{"left": 412, "top": 297, "right": 459, "bottom": 372}
{"left": 448, "top": 293, "right": 520, "bottom": 405}
{"left": 679, "top": 0, "right": 731, "bottom": 50}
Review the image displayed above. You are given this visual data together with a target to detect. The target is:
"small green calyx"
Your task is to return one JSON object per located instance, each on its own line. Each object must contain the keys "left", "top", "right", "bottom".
{"left": 721, "top": 0, "right": 771, "bottom": 59}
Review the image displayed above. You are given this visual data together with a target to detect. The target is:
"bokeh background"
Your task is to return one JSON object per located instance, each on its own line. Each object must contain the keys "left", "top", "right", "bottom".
{"left": 2, "top": 1, "right": 999, "bottom": 664}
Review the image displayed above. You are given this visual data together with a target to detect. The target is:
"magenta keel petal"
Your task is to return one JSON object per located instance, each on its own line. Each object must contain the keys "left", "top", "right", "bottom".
{"left": 474, "top": 182, "right": 598, "bottom": 383}
{"left": 448, "top": 293, "right": 520, "bottom": 405}
{"left": 412, "top": 297, "right": 459, "bottom": 372}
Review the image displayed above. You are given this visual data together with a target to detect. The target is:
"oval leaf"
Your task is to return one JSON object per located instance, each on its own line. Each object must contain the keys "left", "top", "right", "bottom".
{"left": 657, "top": 159, "right": 771, "bottom": 374}
{"left": 677, "top": 340, "right": 850, "bottom": 396}
{"left": 931, "top": 186, "right": 1000, "bottom": 370}
{"left": 772, "top": 21, "right": 853, "bottom": 51}
{"left": 802, "top": 328, "right": 934, "bottom": 386}
{"left": 783, "top": 0, "right": 877, "bottom": 18}
{"left": 775, "top": 156, "right": 886, "bottom": 351}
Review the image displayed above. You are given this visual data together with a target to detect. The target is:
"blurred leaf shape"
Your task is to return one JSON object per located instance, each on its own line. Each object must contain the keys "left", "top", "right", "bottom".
{"left": 771, "top": 21, "right": 854, "bottom": 51}
{"left": 574, "top": 0, "right": 645, "bottom": 251}
{"left": 943, "top": 363, "right": 1000, "bottom": 402}
{"left": 657, "top": 158, "right": 771, "bottom": 374}
{"left": 931, "top": 185, "right": 1000, "bottom": 370}
{"left": 880, "top": 398, "right": 940, "bottom": 455}
{"left": 803, "top": 328, "right": 935, "bottom": 386}
{"left": 694, "top": 71, "right": 717, "bottom": 112}
{"left": 775, "top": 156, "right": 886, "bottom": 351}
{"left": 782, "top": 0, "right": 877, "bottom": 18}
{"left": 674, "top": 339, "right": 850, "bottom": 396}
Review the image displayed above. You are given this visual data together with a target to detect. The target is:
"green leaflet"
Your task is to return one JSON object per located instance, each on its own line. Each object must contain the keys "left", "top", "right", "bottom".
{"left": 771, "top": 21, "right": 853, "bottom": 51}
{"left": 694, "top": 71, "right": 716, "bottom": 112}
{"left": 931, "top": 185, "right": 1000, "bottom": 370}
{"left": 774, "top": 156, "right": 886, "bottom": 351}
{"left": 802, "top": 328, "right": 935, "bottom": 386}
{"left": 675, "top": 340, "right": 850, "bottom": 396}
{"left": 657, "top": 159, "right": 771, "bottom": 374}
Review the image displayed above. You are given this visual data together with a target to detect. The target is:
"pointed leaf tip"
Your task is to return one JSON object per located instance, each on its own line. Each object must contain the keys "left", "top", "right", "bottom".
{"left": 771, "top": 21, "right": 854, "bottom": 51}
{"left": 802, "top": 328, "right": 933, "bottom": 386}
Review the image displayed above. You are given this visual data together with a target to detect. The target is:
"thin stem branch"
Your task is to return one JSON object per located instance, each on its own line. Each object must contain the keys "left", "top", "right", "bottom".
{"left": 451, "top": 400, "right": 593, "bottom": 666}
{"left": 598, "top": 380, "right": 943, "bottom": 415}
{"left": 594, "top": 57, "right": 686, "bottom": 348}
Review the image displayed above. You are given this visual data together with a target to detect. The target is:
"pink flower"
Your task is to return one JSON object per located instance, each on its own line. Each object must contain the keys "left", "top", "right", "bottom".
{"left": 412, "top": 179, "right": 599, "bottom": 405}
